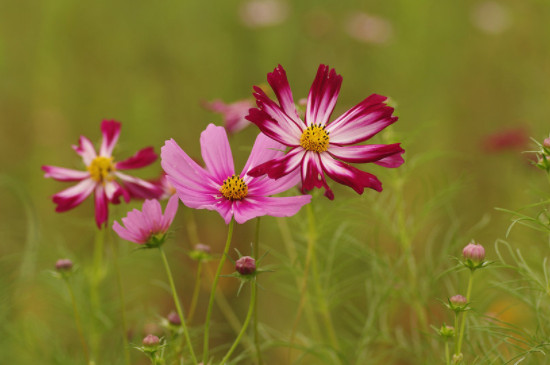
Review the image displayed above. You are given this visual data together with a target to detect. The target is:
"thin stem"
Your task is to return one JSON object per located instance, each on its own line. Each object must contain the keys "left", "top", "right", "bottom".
{"left": 220, "top": 282, "right": 257, "bottom": 364}
{"left": 89, "top": 228, "right": 105, "bottom": 360}
{"left": 253, "top": 218, "right": 263, "bottom": 365}
{"left": 159, "top": 246, "right": 198, "bottom": 364}
{"left": 109, "top": 230, "right": 132, "bottom": 365}
{"left": 445, "top": 341, "right": 450, "bottom": 365}
{"left": 456, "top": 271, "right": 475, "bottom": 356}
{"left": 63, "top": 278, "right": 91, "bottom": 364}
{"left": 187, "top": 261, "right": 203, "bottom": 323}
{"left": 203, "top": 219, "right": 235, "bottom": 364}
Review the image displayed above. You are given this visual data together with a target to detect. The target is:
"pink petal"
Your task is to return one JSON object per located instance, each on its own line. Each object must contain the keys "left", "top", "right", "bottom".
{"left": 204, "top": 99, "right": 253, "bottom": 134}
{"left": 326, "top": 94, "right": 397, "bottom": 145}
{"left": 99, "top": 120, "right": 121, "bottom": 157}
{"left": 246, "top": 107, "right": 301, "bottom": 147}
{"left": 161, "top": 194, "right": 179, "bottom": 230}
{"left": 320, "top": 154, "right": 382, "bottom": 194}
{"left": 52, "top": 178, "right": 96, "bottom": 212}
{"left": 142, "top": 199, "right": 163, "bottom": 232}
{"left": 200, "top": 124, "right": 235, "bottom": 182}
{"left": 252, "top": 86, "right": 304, "bottom": 137}
{"left": 248, "top": 170, "right": 301, "bottom": 196}
{"left": 115, "top": 147, "right": 158, "bottom": 170}
{"left": 113, "top": 221, "right": 145, "bottom": 244}
{"left": 232, "top": 195, "right": 311, "bottom": 224}
{"left": 305, "top": 65, "right": 343, "bottom": 127}
{"left": 42, "top": 165, "right": 90, "bottom": 182}
{"left": 266, "top": 65, "right": 301, "bottom": 123}
{"left": 212, "top": 199, "right": 234, "bottom": 224}
{"left": 241, "top": 133, "right": 286, "bottom": 177}
{"left": 247, "top": 147, "right": 305, "bottom": 179}
{"left": 94, "top": 184, "right": 109, "bottom": 228}
{"left": 72, "top": 135, "right": 97, "bottom": 166}
{"left": 115, "top": 171, "right": 162, "bottom": 199}
{"left": 328, "top": 143, "right": 404, "bottom": 167}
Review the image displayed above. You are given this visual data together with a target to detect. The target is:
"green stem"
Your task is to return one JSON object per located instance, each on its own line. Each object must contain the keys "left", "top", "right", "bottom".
{"left": 64, "top": 278, "right": 91, "bottom": 364}
{"left": 203, "top": 219, "right": 235, "bottom": 364}
{"left": 159, "top": 246, "right": 198, "bottom": 364}
{"left": 253, "top": 218, "right": 263, "bottom": 365}
{"left": 445, "top": 341, "right": 450, "bottom": 365}
{"left": 187, "top": 261, "right": 203, "bottom": 323}
{"left": 456, "top": 271, "right": 475, "bottom": 356}
{"left": 90, "top": 228, "right": 105, "bottom": 360}
{"left": 220, "top": 282, "right": 257, "bottom": 364}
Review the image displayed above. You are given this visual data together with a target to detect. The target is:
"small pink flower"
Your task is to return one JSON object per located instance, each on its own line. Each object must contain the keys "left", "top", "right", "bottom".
{"left": 463, "top": 242, "right": 485, "bottom": 263}
{"left": 246, "top": 64, "right": 404, "bottom": 199}
{"left": 204, "top": 99, "right": 255, "bottom": 134}
{"left": 42, "top": 120, "right": 162, "bottom": 228}
{"left": 112, "top": 194, "right": 179, "bottom": 245}
{"left": 161, "top": 124, "right": 312, "bottom": 224}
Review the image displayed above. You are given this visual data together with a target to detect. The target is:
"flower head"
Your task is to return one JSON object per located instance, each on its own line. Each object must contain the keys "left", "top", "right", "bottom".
{"left": 246, "top": 65, "right": 404, "bottom": 199}
{"left": 55, "top": 258, "right": 74, "bottom": 271}
{"left": 161, "top": 124, "right": 311, "bottom": 224}
{"left": 42, "top": 120, "right": 162, "bottom": 228}
{"left": 462, "top": 241, "right": 488, "bottom": 271}
{"left": 204, "top": 98, "right": 255, "bottom": 134}
{"left": 236, "top": 256, "right": 256, "bottom": 275}
{"left": 113, "top": 194, "right": 179, "bottom": 247}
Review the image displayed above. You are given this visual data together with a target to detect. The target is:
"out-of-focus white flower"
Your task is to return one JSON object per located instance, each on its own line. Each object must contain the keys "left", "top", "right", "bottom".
{"left": 239, "top": 0, "right": 289, "bottom": 28}
{"left": 471, "top": 1, "right": 511, "bottom": 34}
{"left": 345, "top": 13, "right": 393, "bottom": 45}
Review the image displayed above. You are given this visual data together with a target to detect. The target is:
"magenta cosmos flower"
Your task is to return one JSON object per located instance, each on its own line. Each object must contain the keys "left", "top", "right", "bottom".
{"left": 113, "top": 194, "right": 179, "bottom": 246}
{"left": 42, "top": 120, "right": 162, "bottom": 228}
{"left": 246, "top": 64, "right": 405, "bottom": 199}
{"left": 161, "top": 124, "right": 311, "bottom": 224}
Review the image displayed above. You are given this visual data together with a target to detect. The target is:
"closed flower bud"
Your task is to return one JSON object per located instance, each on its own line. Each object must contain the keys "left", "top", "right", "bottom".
{"left": 236, "top": 256, "right": 256, "bottom": 275}
{"left": 439, "top": 324, "right": 455, "bottom": 339}
{"left": 463, "top": 242, "right": 485, "bottom": 263}
{"left": 55, "top": 258, "right": 73, "bottom": 271}
{"left": 142, "top": 334, "right": 160, "bottom": 347}
{"left": 544, "top": 138, "right": 550, "bottom": 148}
{"left": 450, "top": 295, "right": 467, "bottom": 306}
{"left": 195, "top": 243, "right": 211, "bottom": 254}
{"left": 167, "top": 311, "right": 181, "bottom": 326}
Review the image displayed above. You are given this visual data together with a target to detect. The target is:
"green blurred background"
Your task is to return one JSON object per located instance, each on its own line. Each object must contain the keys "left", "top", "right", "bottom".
{"left": 1, "top": 0, "right": 550, "bottom": 363}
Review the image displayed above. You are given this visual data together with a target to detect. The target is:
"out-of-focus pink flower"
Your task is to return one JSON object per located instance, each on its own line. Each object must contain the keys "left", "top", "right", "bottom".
{"left": 149, "top": 172, "right": 177, "bottom": 200}
{"left": 346, "top": 13, "right": 393, "bottom": 45}
{"left": 246, "top": 65, "right": 404, "bottom": 199}
{"left": 161, "top": 124, "right": 311, "bottom": 224}
{"left": 239, "top": 0, "right": 289, "bottom": 28}
{"left": 112, "top": 194, "right": 179, "bottom": 245}
{"left": 204, "top": 99, "right": 254, "bottom": 134}
{"left": 471, "top": 1, "right": 511, "bottom": 35}
{"left": 42, "top": 120, "right": 162, "bottom": 228}
{"left": 481, "top": 127, "right": 529, "bottom": 153}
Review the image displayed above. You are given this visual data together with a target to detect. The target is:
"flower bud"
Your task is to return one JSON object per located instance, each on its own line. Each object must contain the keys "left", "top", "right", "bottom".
{"left": 439, "top": 324, "right": 455, "bottom": 339}
{"left": 463, "top": 242, "right": 485, "bottom": 263}
{"left": 236, "top": 256, "right": 256, "bottom": 275}
{"left": 195, "top": 243, "right": 211, "bottom": 254}
{"left": 450, "top": 295, "right": 467, "bottom": 306}
{"left": 544, "top": 138, "right": 550, "bottom": 148}
{"left": 142, "top": 334, "right": 160, "bottom": 347}
{"left": 55, "top": 258, "right": 73, "bottom": 271}
{"left": 167, "top": 311, "right": 181, "bottom": 326}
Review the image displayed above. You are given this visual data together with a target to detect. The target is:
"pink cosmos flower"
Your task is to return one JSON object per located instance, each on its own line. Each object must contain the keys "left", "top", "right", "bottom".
{"left": 112, "top": 194, "right": 179, "bottom": 245}
{"left": 42, "top": 120, "right": 162, "bottom": 228}
{"left": 246, "top": 64, "right": 405, "bottom": 199}
{"left": 204, "top": 98, "right": 254, "bottom": 134}
{"left": 161, "top": 124, "right": 312, "bottom": 224}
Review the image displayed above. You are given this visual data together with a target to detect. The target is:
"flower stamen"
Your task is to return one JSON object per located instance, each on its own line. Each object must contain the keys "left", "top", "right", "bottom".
{"left": 220, "top": 174, "right": 248, "bottom": 200}
{"left": 300, "top": 124, "right": 329, "bottom": 152}
{"left": 87, "top": 156, "right": 116, "bottom": 183}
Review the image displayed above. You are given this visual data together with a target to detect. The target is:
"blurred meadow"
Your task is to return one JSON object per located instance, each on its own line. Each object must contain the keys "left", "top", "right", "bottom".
{"left": 2, "top": 0, "right": 550, "bottom": 364}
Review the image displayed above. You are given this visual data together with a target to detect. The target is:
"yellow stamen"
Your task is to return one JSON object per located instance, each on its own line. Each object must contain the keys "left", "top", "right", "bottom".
{"left": 87, "top": 156, "right": 116, "bottom": 183}
{"left": 300, "top": 124, "right": 329, "bottom": 152}
{"left": 220, "top": 174, "right": 248, "bottom": 201}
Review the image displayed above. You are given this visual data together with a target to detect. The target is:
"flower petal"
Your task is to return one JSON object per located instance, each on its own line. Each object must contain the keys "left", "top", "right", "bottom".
{"left": 266, "top": 65, "right": 302, "bottom": 123}
{"left": 200, "top": 124, "right": 235, "bottom": 182}
{"left": 72, "top": 136, "right": 97, "bottom": 166}
{"left": 161, "top": 194, "right": 179, "bottom": 230}
{"left": 99, "top": 120, "right": 121, "bottom": 157}
{"left": 212, "top": 199, "right": 234, "bottom": 224}
{"left": 247, "top": 147, "right": 305, "bottom": 179}
{"left": 204, "top": 99, "right": 253, "bottom": 134}
{"left": 232, "top": 195, "right": 311, "bottom": 224}
{"left": 320, "top": 154, "right": 382, "bottom": 194}
{"left": 115, "top": 172, "right": 162, "bottom": 199}
{"left": 305, "top": 65, "right": 343, "bottom": 127}
{"left": 248, "top": 171, "right": 301, "bottom": 196}
{"left": 328, "top": 143, "right": 404, "bottom": 167}
{"left": 94, "top": 184, "right": 109, "bottom": 228}
{"left": 301, "top": 151, "right": 332, "bottom": 196}
{"left": 52, "top": 178, "right": 96, "bottom": 212}
{"left": 42, "top": 165, "right": 90, "bottom": 182}
{"left": 112, "top": 221, "right": 145, "bottom": 244}
{"left": 241, "top": 133, "right": 286, "bottom": 177}
{"left": 142, "top": 199, "right": 163, "bottom": 232}
{"left": 115, "top": 147, "right": 158, "bottom": 170}
{"left": 326, "top": 94, "right": 397, "bottom": 145}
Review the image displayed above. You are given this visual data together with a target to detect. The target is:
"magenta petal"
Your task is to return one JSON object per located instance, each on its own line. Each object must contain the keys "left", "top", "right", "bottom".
{"left": 246, "top": 108, "right": 301, "bottom": 147}
{"left": 305, "top": 65, "right": 343, "bottom": 126}
{"left": 252, "top": 86, "right": 304, "bottom": 135}
{"left": 320, "top": 154, "right": 382, "bottom": 194}
{"left": 94, "top": 184, "right": 109, "bottom": 228}
{"left": 115, "top": 147, "right": 158, "bottom": 170}
{"left": 205, "top": 99, "right": 253, "bottom": 134}
{"left": 241, "top": 133, "right": 286, "bottom": 177}
{"left": 200, "top": 124, "right": 235, "bottom": 182}
{"left": 247, "top": 147, "right": 305, "bottom": 179}
{"left": 266, "top": 65, "right": 302, "bottom": 124}
{"left": 113, "top": 221, "right": 144, "bottom": 244}
{"left": 301, "top": 151, "right": 329, "bottom": 191}
{"left": 248, "top": 169, "right": 301, "bottom": 196}
{"left": 42, "top": 165, "right": 90, "bottom": 182}
{"left": 52, "top": 178, "right": 96, "bottom": 212}
{"left": 99, "top": 120, "right": 121, "bottom": 157}
{"left": 232, "top": 195, "right": 311, "bottom": 224}
{"left": 161, "top": 194, "right": 179, "bottom": 230}
{"left": 72, "top": 135, "right": 97, "bottom": 166}
{"left": 328, "top": 143, "right": 405, "bottom": 167}
{"left": 213, "top": 199, "right": 234, "bottom": 224}
{"left": 115, "top": 172, "right": 162, "bottom": 199}
{"left": 142, "top": 199, "right": 163, "bottom": 231}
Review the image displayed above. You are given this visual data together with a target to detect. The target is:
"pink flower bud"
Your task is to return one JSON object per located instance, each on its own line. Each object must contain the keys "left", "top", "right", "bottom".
{"left": 450, "top": 295, "right": 467, "bottom": 306}
{"left": 142, "top": 334, "right": 160, "bottom": 347}
{"left": 236, "top": 256, "right": 256, "bottom": 275}
{"left": 195, "top": 243, "right": 211, "bottom": 254}
{"left": 463, "top": 242, "right": 485, "bottom": 263}
{"left": 544, "top": 138, "right": 550, "bottom": 148}
{"left": 167, "top": 311, "right": 181, "bottom": 326}
{"left": 55, "top": 259, "right": 73, "bottom": 271}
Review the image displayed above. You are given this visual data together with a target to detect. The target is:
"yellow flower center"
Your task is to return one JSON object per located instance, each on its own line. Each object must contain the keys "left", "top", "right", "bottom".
{"left": 220, "top": 174, "right": 248, "bottom": 201}
{"left": 300, "top": 124, "right": 329, "bottom": 152}
{"left": 87, "top": 156, "right": 116, "bottom": 183}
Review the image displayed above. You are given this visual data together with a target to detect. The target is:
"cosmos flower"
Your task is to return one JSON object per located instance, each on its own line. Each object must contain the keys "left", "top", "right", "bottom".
{"left": 42, "top": 120, "right": 162, "bottom": 228}
{"left": 112, "top": 194, "right": 179, "bottom": 246}
{"left": 246, "top": 64, "right": 404, "bottom": 199}
{"left": 203, "top": 98, "right": 254, "bottom": 134}
{"left": 161, "top": 124, "right": 311, "bottom": 224}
